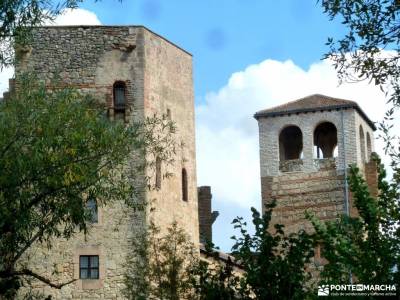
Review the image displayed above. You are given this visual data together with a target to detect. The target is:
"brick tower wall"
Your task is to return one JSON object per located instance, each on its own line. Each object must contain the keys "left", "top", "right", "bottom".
{"left": 262, "top": 164, "right": 346, "bottom": 233}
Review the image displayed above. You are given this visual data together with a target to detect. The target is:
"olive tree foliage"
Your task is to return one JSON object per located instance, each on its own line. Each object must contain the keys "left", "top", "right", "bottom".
{"left": 321, "top": 0, "right": 399, "bottom": 105}
{"left": 124, "top": 220, "right": 197, "bottom": 300}
{"left": 0, "top": 75, "right": 175, "bottom": 298}
{"left": 321, "top": 0, "right": 400, "bottom": 165}
{"left": 308, "top": 154, "right": 400, "bottom": 286}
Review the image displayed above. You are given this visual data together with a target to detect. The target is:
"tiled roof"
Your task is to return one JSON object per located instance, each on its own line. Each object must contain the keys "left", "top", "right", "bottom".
{"left": 254, "top": 94, "right": 376, "bottom": 130}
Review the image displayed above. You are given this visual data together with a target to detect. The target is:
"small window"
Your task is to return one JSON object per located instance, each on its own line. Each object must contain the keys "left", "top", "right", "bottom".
{"left": 79, "top": 255, "right": 99, "bottom": 279}
{"left": 182, "top": 168, "right": 188, "bottom": 202}
{"left": 113, "top": 82, "right": 126, "bottom": 109}
{"left": 156, "top": 157, "right": 162, "bottom": 189}
{"left": 86, "top": 197, "right": 98, "bottom": 223}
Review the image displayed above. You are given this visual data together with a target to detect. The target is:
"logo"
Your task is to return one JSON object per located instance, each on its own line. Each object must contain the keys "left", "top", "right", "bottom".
{"left": 317, "top": 284, "right": 397, "bottom": 297}
{"left": 318, "top": 285, "right": 330, "bottom": 296}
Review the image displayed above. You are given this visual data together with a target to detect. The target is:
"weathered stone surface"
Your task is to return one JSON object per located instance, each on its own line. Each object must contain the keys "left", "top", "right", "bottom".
{"left": 256, "top": 97, "right": 376, "bottom": 234}
{"left": 198, "top": 186, "right": 219, "bottom": 243}
{"left": 16, "top": 25, "right": 198, "bottom": 299}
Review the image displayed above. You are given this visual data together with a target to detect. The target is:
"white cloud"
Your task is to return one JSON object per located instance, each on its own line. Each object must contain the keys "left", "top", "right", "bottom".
{"left": 0, "top": 67, "right": 14, "bottom": 96}
{"left": 0, "top": 8, "right": 101, "bottom": 95}
{"left": 46, "top": 8, "right": 101, "bottom": 26}
{"left": 196, "top": 57, "right": 394, "bottom": 208}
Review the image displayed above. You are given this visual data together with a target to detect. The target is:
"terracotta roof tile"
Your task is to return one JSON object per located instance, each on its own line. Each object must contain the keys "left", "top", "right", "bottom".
{"left": 254, "top": 94, "right": 375, "bottom": 130}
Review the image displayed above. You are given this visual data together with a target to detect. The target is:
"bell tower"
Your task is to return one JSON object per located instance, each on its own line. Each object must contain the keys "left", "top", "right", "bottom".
{"left": 255, "top": 94, "right": 376, "bottom": 233}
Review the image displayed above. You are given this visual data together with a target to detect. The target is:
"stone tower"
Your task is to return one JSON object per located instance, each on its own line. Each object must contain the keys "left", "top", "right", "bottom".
{"left": 254, "top": 94, "right": 377, "bottom": 233}
{"left": 15, "top": 26, "right": 198, "bottom": 298}
{"left": 197, "top": 186, "right": 219, "bottom": 244}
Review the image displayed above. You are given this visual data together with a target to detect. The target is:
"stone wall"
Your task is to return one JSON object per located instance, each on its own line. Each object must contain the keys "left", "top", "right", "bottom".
{"left": 16, "top": 25, "right": 198, "bottom": 299}
{"left": 257, "top": 108, "right": 359, "bottom": 177}
{"left": 354, "top": 111, "right": 375, "bottom": 166}
{"left": 142, "top": 28, "right": 199, "bottom": 243}
{"left": 21, "top": 204, "right": 145, "bottom": 299}
{"left": 257, "top": 105, "right": 377, "bottom": 234}
{"left": 261, "top": 167, "right": 346, "bottom": 233}
{"left": 197, "top": 186, "right": 219, "bottom": 243}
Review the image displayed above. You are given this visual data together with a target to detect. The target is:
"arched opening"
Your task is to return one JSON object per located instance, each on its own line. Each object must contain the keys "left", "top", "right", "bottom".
{"left": 182, "top": 168, "right": 188, "bottom": 202}
{"left": 366, "top": 132, "right": 372, "bottom": 161}
{"left": 279, "top": 125, "right": 303, "bottom": 161}
{"left": 359, "top": 125, "right": 366, "bottom": 162}
{"left": 113, "top": 81, "right": 126, "bottom": 120}
{"left": 313, "top": 122, "right": 338, "bottom": 158}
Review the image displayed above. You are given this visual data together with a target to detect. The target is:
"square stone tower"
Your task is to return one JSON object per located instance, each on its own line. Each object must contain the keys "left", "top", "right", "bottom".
{"left": 15, "top": 26, "right": 198, "bottom": 298}
{"left": 254, "top": 94, "right": 377, "bottom": 233}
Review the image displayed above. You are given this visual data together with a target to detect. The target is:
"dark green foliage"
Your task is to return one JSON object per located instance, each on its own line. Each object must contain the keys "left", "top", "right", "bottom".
{"left": 308, "top": 154, "right": 399, "bottom": 286}
{"left": 230, "top": 202, "right": 315, "bottom": 300}
{"left": 0, "top": 75, "right": 175, "bottom": 297}
{"left": 320, "top": 0, "right": 400, "bottom": 106}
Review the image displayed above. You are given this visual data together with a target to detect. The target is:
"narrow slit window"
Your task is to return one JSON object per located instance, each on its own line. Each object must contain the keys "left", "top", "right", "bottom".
{"left": 79, "top": 255, "right": 99, "bottom": 279}
{"left": 182, "top": 168, "right": 188, "bottom": 202}
{"left": 86, "top": 197, "right": 98, "bottom": 223}
{"left": 156, "top": 157, "right": 162, "bottom": 189}
{"left": 113, "top": 82, "right": 126, "bottom": 122}
{"left": 113, "top": 82, "right": 126, "bottom": 109}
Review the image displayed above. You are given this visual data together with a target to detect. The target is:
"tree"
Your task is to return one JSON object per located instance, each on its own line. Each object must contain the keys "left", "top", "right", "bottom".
{"left": 124, "top": 220, "right": 196, "bottom": 300}
{"left": 190, "top": 241, "right": 243, "bottom": 300}
{"left": 230, "top": 202, "right": 315, "bottom": 300}
{"left": 0, "top": 75, "right": 175, "bottom": 298}
{"left": 321, "top": 0, "right": 400, "bottom": 164}
{"left": 308, "top": 154, "right": 399, "bottom": 286}
{"left": 320, "top": 0, "right": 399, "bottom": 106}
{"left": 320, "top": 2, "right": 400, "bottom": 288}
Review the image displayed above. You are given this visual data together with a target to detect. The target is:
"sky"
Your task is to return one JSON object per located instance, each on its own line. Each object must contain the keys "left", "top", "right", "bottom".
{"left": 0, "top": 1, "right": 396, "bottom": 251}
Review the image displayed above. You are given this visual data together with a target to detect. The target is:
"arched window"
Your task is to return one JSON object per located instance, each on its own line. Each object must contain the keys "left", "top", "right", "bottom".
{"left": 182, "top": 168, "right": 188, "bottom": 202}
{"left": 359, "top": 125, "right": 366, "bottom": 162}
{"left": 279, "top": 125, "right": 303, "bottom": 161}
{"left": 155, "top": 157, "right": 162, "bottom": 189}
{"left": 366, "top": 132, "right": 372, "bottom": 161}
{"left": 86, "top": 197, "right": 98, "bottom": 223}
{"left": 313, "top": 122, "right": 338, "bottom": 159}
{"left": 113, "top": 81, "right": 126, "bottom": 120}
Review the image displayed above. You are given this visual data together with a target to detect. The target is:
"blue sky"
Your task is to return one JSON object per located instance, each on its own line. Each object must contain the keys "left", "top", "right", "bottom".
{"left": 72, "top": 0, "right": 356, "bottom": 251}
{"left": 80, "top": 0, "right": 346, "bottom": 98}
{"left": 0, "top": 1, "right": 393, "bottom": 252}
